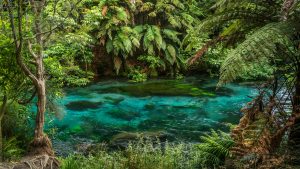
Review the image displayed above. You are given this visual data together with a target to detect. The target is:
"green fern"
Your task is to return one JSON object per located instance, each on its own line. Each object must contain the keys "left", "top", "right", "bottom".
{"left": 218, "top": 21, "right": 299, "bottom": 86}
{"left": 186, "top": 0, "right": 300, "bottom": 85}
{"left": 196, "top": 130, "right": 234, "bottom": 168}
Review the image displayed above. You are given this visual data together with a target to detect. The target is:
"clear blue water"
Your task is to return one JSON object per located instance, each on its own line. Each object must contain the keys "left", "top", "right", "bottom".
{"left": 48, "top": 77, "right": 257, "bottom": 154}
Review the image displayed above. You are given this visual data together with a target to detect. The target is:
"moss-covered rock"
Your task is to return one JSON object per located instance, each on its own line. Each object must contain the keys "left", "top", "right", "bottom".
{"left": 144, "top": 103, "right": 155, "bottom": 110}
{"left": 101, "top": 80, "right": 215, "bottom": 97}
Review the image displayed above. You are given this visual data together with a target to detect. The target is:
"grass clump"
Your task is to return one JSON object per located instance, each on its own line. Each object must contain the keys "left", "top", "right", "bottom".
{"left": 60, "top": 130, "right": 234, "bottom": 169}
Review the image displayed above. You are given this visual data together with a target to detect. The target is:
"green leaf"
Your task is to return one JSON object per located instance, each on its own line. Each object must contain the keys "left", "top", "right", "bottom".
{"left": 106, "top": 39, "right": 114, "bottom": 53}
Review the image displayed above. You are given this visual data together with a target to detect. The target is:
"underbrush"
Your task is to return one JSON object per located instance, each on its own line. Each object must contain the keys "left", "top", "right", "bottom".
{"left": 60, "top": 130, "right": 234, "bottom": 169}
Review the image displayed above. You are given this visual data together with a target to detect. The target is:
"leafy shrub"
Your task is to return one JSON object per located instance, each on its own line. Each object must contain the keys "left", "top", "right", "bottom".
{"left": 175, "top": 73, "right": 184, "bottom": 80}
{"left": 138, "top": 55, "right": 165, "bottom": 74}
{"left": 128, "top": 67, "right": 147, "bottom": 83}
{"left": 44, "top": 58, "right": 94, "bottom": 87}
{"left": 2, "top": 103, "right": 32, "bottom": 152}
{"left": 2, "top": 137, "right": 23, "bottom": 161}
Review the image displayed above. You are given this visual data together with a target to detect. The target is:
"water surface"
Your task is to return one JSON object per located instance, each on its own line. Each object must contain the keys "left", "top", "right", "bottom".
{"left": 48, "top": 77, "right": 257, "bottom": 154}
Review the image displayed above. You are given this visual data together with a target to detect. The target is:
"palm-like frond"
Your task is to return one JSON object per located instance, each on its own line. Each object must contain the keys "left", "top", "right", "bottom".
{"left": 196, "top": 130, "right": 234, "bottom": 167}
{"left": 106, "top": 26, "right": 141, "bottom": 59}
{"left": 162, "top": 29, "right": 181, "bottom": 45}
{"left": 218, "top": 21, "right": 299, "bottom": 86}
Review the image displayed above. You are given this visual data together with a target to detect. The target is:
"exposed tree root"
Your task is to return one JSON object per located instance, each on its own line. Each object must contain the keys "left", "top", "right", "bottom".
{"left": 28, "top": 135, "right": 54, "bottom": 156}
{"left": 0, "top": 155, "right": 59, "bottom": 169}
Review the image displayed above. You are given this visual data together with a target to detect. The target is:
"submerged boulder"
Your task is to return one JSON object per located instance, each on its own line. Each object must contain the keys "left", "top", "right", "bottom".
{"left": 65, "top": 100, "right": 102, "bottom": 111}
{"left": 104, "top": 96, "right": 125, "bottom": 105}
{"left": 109, "top": 131, "right": 172, "bottom": 149}
{"left": 106, "top": 109, "right": 141, "bottom": 121}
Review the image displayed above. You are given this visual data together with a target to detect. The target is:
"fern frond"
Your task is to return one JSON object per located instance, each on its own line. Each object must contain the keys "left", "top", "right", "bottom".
{"left": 197, "top": 8, "right": 273, "bottom": 33}
{"left": 165, "top": 45, "right": 177, "bottom": 65}
{"left": 162, "top": 29, "right": 181, "bottom": 45}
{"left": 152, "top": 26, "right": 163, "bottom": 50}
{"left": 196, "top": 130, "right": 234, "bottom": 167}
{"left": 218, "top": 22, "right": 298, "bottom": 86}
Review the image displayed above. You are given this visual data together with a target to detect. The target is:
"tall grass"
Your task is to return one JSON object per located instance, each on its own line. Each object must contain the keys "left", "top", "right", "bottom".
{"left": 60, "top": 130, "right": 234, "bottom": 169}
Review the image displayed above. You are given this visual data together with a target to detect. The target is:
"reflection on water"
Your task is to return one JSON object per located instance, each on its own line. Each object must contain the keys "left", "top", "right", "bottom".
{"left": 48, "top": 77, "right": 257, "bottom": 154}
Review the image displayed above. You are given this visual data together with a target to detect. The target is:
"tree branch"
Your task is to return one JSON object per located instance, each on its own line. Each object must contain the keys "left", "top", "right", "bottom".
{"left": 28, "top": 40, "right": 38, "bottom": 59}
{"left": 7, "top": 0, "right": 38, "bottom": 84}
{"left": 187, "top": 36, "right": 224, "bottom": 65}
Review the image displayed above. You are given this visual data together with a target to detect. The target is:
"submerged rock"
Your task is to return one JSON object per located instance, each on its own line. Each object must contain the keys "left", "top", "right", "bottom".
{"left": 106, "top": 109, "right": 141, "bottom": 121}
{"left": 52, "top": 139, "right": 74, "bottom": 157}
{"left": 65, "top": 100, "right": 102, "bottom": 111}
{"left": 109, "top": 131, "right": 172, "bottom": 149}
{"left": 144, "top": 103, "right": 155, "bottom": 110}
{"left": 104, "top": 96, "right": 125, "bottom": 105}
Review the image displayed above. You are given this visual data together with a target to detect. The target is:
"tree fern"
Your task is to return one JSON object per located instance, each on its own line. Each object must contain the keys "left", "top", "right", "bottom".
{"left": 218, "top": 21, "right": 299, "bottom": 86}
{"left": 186, "top": 0, "right": 300, "bottom": 84}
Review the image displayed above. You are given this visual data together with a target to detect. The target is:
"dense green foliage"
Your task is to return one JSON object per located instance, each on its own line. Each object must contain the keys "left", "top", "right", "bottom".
{"left": 186, "top": 0, "right": 300, "bottom": 85}
{"left": 0, "top": 0, "right": 299, "bottom": 168}
{"left": 81, "top": 0, "right": 202, "bottom": 77}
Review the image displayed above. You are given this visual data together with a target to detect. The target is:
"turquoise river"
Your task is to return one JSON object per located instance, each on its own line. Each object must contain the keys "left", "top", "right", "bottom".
{"left": 46, "top": 77, "right": 258, "bottom": 155}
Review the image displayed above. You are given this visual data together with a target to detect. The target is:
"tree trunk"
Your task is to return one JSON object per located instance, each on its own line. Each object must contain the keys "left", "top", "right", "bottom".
{"left": 7, "top": 0, "right": 53, "bottom": 156}
{"left": 289, "top": 70, "right": 300, "bottom": 148}
{"left": 27, "top": 0, "right": 53, "bottom": 156}
{"left": 0, "top": 95, "right": 7, "bottom": 162}
{"left": 0, "top": 120, "right": 3, "bottom": 162}
{"left": 30, "top": 79, "right": 53, "bottom": 156}
{"left": 34, "top": 81, "right": 46, "bottom": 139}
